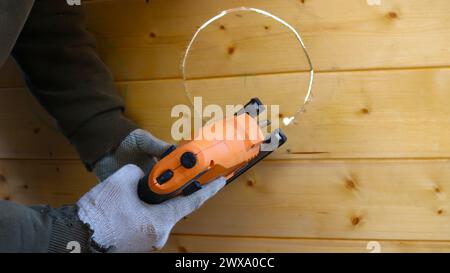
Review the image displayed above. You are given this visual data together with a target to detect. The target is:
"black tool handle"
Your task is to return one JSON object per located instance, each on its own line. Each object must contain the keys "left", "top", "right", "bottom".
{"left": 137, "top": 173, "right": 176, "bottom": 204}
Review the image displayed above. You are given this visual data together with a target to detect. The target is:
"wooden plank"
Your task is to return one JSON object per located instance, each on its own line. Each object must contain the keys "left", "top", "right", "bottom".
{"left": 83, "top": 0, "right": 450, "bottom": 81}
{"left": 146, "top": 68, "right": 450, "bottom": 160}
{"left": 2, "top": 159, "right": 450, "bottom": 241}
{"left": 162, "top": 235, "right": 450, "bottom": 253}
{"left": 174, "top": 159, "right": 450, "bottom": 241}
{"left": 4, "top": 0, "right": 450, "bottom": 85}
{"left": 1, "top": 68, "right": 450, "bottom": 160}
{"left": 0, "top": 160, "right": 95, "bottom": 207}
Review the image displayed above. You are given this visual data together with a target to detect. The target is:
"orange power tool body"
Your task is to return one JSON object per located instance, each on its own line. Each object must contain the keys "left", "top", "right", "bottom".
{"left": 138, "top": 98, "right": 287, "bottom": 204}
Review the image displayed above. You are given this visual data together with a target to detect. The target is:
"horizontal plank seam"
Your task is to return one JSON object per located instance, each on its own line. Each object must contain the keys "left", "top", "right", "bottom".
{"left": 180, "top": 64, "right": 450, "bottom": 82}
{"left": 267, "top": 157, "right": 450, "bottom": 162}
{"left": 0, "top": 157, "right": 450, "bottom": 163}
{"left": 4, "top": 64, "right": 450, "bottom": 90}
{"left": 2, "top": 157, "right": 450, "bottom": 162}
{"left": 170, "top": 233, "right": 450, "bottom": 244}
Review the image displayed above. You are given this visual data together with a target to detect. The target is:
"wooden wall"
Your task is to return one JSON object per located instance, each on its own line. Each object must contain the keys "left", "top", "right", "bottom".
{"left": 1, "top": 0, "right": 450, "bottom": 252}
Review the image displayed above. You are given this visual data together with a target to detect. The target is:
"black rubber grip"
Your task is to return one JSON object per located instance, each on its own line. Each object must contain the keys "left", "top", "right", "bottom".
{"left": 137, "top": 173, "right": 176, "bottom": 204}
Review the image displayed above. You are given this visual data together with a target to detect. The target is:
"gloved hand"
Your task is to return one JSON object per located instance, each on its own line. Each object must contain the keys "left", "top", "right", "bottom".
{"left": 93, "top": 129, "right": 171, "bottom": 181}
{"left": 77, "top": 164, "right": 226, "bottom": 252}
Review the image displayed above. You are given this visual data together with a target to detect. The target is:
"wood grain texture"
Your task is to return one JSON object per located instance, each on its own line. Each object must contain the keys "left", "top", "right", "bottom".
{"left": 162, "top": 235, "right": 450, "bottom": 253}
{"left": 174, "top": 160, "right": 450, "bottom": 241}
{"left": 81, "top": 0, "right": 450, "bottom": 81}
{"left": 1, "top": 68, "right": 450, "bottom": 160}
{"left": 0, "top": 160, "right": 95, "bottom": 207}
{"left": 4, "top": 0, "right": 450, "bottom": 85}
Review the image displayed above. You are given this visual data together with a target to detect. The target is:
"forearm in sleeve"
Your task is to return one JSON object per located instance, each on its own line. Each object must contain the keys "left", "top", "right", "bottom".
{"left": 0, "top": 201, "right": 92, "bottom": 253}
{"left": 11, "top": 0, "right": 137, "bottom": 169}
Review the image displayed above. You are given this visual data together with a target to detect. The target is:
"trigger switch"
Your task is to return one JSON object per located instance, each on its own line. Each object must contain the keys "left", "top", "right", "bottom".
{"left": 160, "top": 145, "right": 176, "bottom": 159}
{"left": 156, "top": 170, "right": 173, "bottom": 185}
{"left": 182, "top": 181, "right": 202, "bottom": 196}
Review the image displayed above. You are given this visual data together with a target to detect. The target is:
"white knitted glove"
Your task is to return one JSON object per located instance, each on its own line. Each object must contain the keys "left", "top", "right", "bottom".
{"left": 93, "top": 129, "right": 171, "bottom": 181}
{"left": 77, "top": 164, "right": 226, "bottom": 253}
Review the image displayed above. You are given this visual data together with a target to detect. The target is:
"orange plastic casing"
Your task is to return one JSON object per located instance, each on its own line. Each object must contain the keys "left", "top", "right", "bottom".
{"left": 147, "top": 113, "right": 265, "bottom": 195}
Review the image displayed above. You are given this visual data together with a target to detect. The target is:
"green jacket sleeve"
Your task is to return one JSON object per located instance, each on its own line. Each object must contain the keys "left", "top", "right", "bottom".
{"left": 11, "top": 0, "right": 137, "bottom": 169}
{"left": 0, "top": 201, "right": 93, "bottom": 253}
{"left": 0, "top": 0, "right": 34, "bottom": 69}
